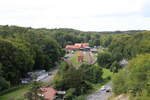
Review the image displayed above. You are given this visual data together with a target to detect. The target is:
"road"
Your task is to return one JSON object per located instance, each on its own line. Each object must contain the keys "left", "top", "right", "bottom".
{"left": 40, "top": 69, "right": 58, "bottom": 84}
{"left": 87, "top": 82, "right": 112, "bottom": 100}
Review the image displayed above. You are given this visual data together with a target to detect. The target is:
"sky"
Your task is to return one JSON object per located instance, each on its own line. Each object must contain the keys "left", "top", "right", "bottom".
{"left": 0, "top": 0, "right": 150, "bottom": 31}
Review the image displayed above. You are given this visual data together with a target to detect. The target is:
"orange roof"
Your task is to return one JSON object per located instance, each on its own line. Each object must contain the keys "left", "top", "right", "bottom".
{"left": 65, "top": 45, "right": 80, "bottom": 49}
{"left": 65, "top": 43, "right": 89, "bottom": 50}
{"left": 65, "top": 45, "right": 74, "bottom": 48}
{"left": 40, "top": 87, "right": 57, "bottom": 100}
{"left": 75, "top": 43, "right": 89, "bottom": 48}
{"left": 82, "top": 43, "right": 89, "bottom": 47}
{"left": 75, "top": 43, "right": 82, "bottom": 47}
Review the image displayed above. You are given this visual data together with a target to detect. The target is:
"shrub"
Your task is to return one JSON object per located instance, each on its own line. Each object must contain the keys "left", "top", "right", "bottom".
{"left": 112, "top": 54, "right": 150, "bottom": 98}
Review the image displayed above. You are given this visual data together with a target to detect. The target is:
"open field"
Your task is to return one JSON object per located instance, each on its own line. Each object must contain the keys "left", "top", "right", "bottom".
{"left": 69, "top": 51, "right": 97, "bottom": 67}
{"left": 0, "top": 85, "right": 30, "bottom": 100}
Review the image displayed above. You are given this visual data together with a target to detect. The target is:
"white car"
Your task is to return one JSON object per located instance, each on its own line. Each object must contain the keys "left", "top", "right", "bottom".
{"left": 106, "top": 87, "right": 112, "bottom": 92}
{"left": 100, "top": 86, "right": 106, "bottom": 91}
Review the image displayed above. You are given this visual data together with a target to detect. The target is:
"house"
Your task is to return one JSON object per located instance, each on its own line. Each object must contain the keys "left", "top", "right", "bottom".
{"left": 65, "top": 43, "right": 89, "bottom": 52}
{"left": 39, "top": 87, "right": 66, "bottom": 100}
{"left": 65, "top": 45, "right": 80, "bottom": 51}
{"left": 74, "top": 43, "right": 89, "bottom": 48}
{"left": 40, "top": 87, "right": 57, "bottom": 100}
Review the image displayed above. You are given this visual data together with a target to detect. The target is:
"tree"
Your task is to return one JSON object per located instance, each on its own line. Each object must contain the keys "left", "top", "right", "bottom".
{"left": 80, "top": 64, "right": 103, "bottom": 83}
{"left": 53, "top": 62, "right": 93, "bottom": 97}
{"left": 0, "top": 77, "right": 10, "bottom": 91}
{"left": 25, "top": 81, "right": 44, "bottom": 100}
{"left": 0, "top": 38, "right": 34, "bottom": 84}
{"left": 97, "top": 51, "right": 113, "bottom": 69}
{"left": 110, "top": 61, "right": 121, "bottom": 73}
{"left": 109, "top": 32, "right": 150, "bottom": 60}
{"left": 112, "top": 54, "right": 150, "bottom": 99}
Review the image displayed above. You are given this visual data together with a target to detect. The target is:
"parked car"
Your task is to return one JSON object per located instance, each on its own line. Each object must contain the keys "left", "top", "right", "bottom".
{"left": 106, "top": 87, "right": 112, "bottom": 92}
{"left": 100, "top": 86, "right": 106, "bottom": 91}
{"left": 48, "top": 72, "right": 52, "bottom": 75}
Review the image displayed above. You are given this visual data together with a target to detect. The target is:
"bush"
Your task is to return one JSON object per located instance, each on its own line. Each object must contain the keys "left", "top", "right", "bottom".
{"left": 80, "top": 64, "right": 103, "bottom": 83}
{"left": 0, "top": 77, "right": 10, "bottom": 91}
{"left": 112, "top": 54, "right": 150, "bottom": 98}
{"left": 112, "top": 69, "right": 128, "bottom": 95}
{"left": 97, "top": 51, "right": 113, "bottom": 69}
{"left": 73, "top": 95, "right": 86, "bottom": 100}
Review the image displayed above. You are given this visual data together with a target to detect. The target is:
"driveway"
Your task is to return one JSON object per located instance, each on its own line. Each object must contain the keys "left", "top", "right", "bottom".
{"left": 40, "top": 69, "right": 58, "bottom": 84}
{"left": 87, "top": 82, "right": 112, "bottom": 100}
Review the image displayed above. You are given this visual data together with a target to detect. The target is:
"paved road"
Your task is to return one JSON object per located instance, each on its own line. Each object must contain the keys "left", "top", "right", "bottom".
{"left": 87, "top": 82, "right": 112, "bottom": 100}
{"left": 40, "top": 69, "right": 58, "bottom": 84}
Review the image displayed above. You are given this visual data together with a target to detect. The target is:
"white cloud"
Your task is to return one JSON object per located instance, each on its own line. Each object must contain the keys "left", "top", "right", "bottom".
{"left": 0, "top": 0, "right": 149, "bottom": 31}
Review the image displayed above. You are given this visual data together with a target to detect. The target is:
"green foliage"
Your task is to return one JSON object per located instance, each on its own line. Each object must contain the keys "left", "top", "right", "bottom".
{"left": 53, "top": 62, "right": 103, "bottom": 99}
{"left": 112, "top": 69, "right": 128, "bottom": 95}
{"left": 110, "top": 61, "right": 121, "bottom": 73}
{"left": 112, "top": 54, "right": 150, "bottom": 99}
{"left": 0, "top": 38, "right": 34, "bottom": 84}
{"left": 97, "top": 51, "right": 113, "bottom": 68}
{"left": 80, "top": 64, "right": 103, "bottom": 83}
{"left": 130, "top": 89, "right": 150, "bottom": 100}
{"left": 99, "top": 34, "right": 119, "bottom": 47}
{"left": 0, "top": 25, "right": 64, "bottom": 89}
{"left": 0, "top": 64, "right": 10, "bottom": 91}
{"left": 64, "top": 88, "right": 76, "bottom": 100}
{"left": 109, "top": 32, "right": 150, "bottom": 60}
{"left": 0, "top": 77, "right": 10, "bottom": 91}
{"left": 73, "top": 95, "right": 86, "bottom": 100}
{"left": 25, "top": 81, "right": 43, "bottom": 100}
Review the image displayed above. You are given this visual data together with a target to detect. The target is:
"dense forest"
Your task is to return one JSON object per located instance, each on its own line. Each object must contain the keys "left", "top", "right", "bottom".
{"left": 0, "top": 25, "right": 150, "bottom": 100}
{"left": 97, "top": 31, "right": 150, "bottom": 100}
{"left": 0, "top": 25, "right": 103, "bottom": 91}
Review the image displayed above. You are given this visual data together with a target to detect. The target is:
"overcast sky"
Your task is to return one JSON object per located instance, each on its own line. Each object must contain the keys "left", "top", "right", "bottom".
{"left": 0, "top": 0, "right": 150, "bottom": 31}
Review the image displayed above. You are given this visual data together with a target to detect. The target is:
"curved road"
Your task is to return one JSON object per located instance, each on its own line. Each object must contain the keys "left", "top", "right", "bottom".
{"left": 87, "top": 82, "right": 112, "bottom": 100}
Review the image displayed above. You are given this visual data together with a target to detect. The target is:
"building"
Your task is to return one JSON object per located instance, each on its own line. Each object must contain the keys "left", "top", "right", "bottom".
{"left": 77, "top": 51, "right": 84, "bottom": 62}
{"left": 39, "top": 87, "right": 66, "bottom": 100}
{"left": 40, "top": 87, "right": 57, "bottom": 100}
{"left": 65, "top": 45, "right": 80, "bottom": 51}
{"left": 65, "top": 43, "right": 89, "bottom": 52}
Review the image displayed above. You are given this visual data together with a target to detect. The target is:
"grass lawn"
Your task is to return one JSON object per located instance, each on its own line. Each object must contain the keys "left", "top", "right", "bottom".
{"left": 69, "top": 51, "right": 81, "bottom": 67}
{"left": 92, "top": 68, "right": 113, "bottom": 91}
{"left": 69, "top": 51, "right": 97, "bottom": 68}
{"left": 102, "top": 68, "right": 113, "bottom": 79}
{"left": 0, "top": 85, "right": 30, "bottom": 100}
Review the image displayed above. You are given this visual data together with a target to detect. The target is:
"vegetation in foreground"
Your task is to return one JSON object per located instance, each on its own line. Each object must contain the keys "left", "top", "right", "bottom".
{"left": 53, "top": 62, "right": 103, "bottom": 99}
{"left": 0, "top": 25, "right": 150, "bottom": 100}
{"left": 112, "top": 54, "right": 150, "bottom": 100}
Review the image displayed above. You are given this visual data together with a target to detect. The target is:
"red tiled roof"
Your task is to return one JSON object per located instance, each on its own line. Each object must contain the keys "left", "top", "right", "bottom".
{"left": 40, "top": 87, "right": 57, "bottom": 100}
{"left": 65, "top": 45, "right": 80, "bottom": 49}
{"left": 82, "top": 43, "right": 89, "bottom": 47}
{"left": 65, "top": 43, "right": 89, "bottom": 50}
